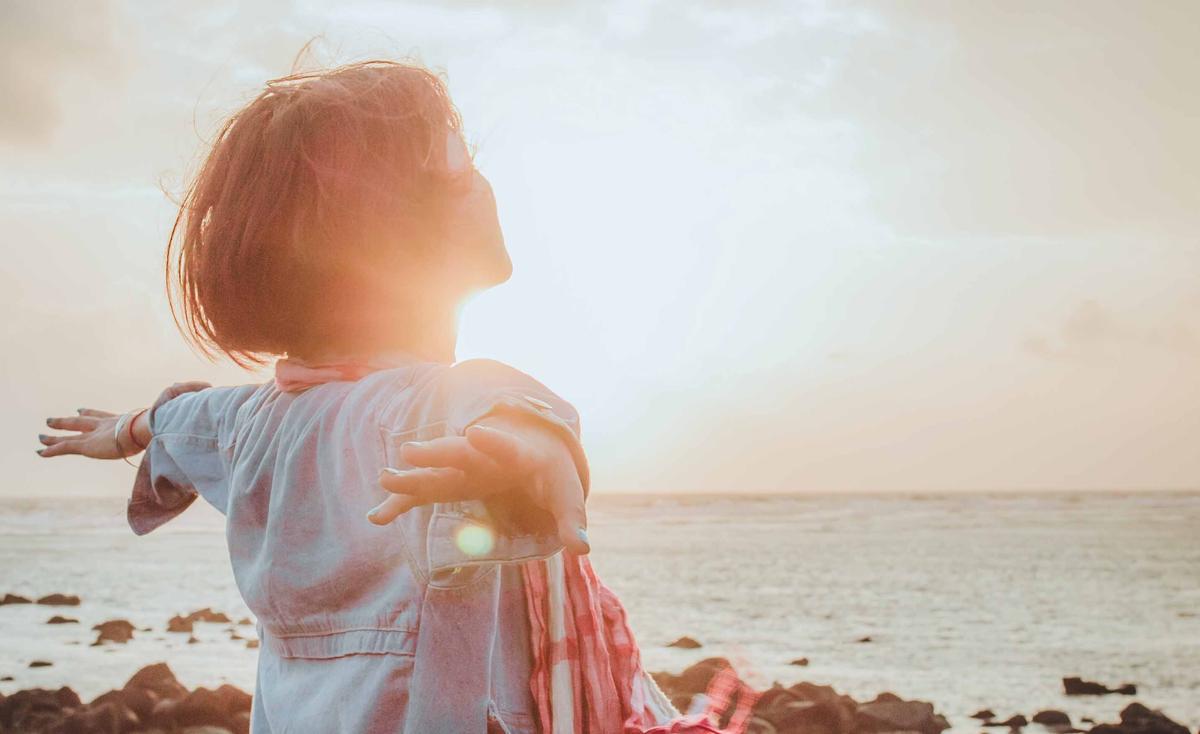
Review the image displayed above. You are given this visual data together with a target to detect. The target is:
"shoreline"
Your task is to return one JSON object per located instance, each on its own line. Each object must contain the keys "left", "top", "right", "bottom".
{"left": 2, "top": 657, "right": 1194, "bottom": 734}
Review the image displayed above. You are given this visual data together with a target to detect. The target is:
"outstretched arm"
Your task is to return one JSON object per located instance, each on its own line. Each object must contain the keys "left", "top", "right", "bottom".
{"left": 37, "top": 381, "right": 211, "bottom": 460}
{"left": 371, "top": 412, "right": 590, "bottom": 555}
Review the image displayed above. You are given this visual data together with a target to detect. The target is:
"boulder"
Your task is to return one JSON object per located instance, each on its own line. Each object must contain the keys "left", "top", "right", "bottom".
{"left": 237, "top": 617, "right": 253, "bottom": 626}
{"left": 168, "top": 615, "right": 195, "bottom": 633}
{"left": 667, "top": 636, "right": 703, "bottom": 649}
{"left": 0, "top": 687, "right": 81, "bottom": 730}
{"left": 856, "top": 636, "right": 873, "bottom": 643}
{"left": 188, "top": 608, "right": 232, "bottom": 624}
{"left": 789, "top": 658, "right": 811, "bottom": 667}
{"left": 92, "top": 619, "right": 136, "bottom": 645}
{"left": 983, "top": 715, "right": 1028, "bottom": 728}
{"left": 245, "top": 639, "right": 260, "bottom": 649}
{"left": 856, "top": 699, "right": 951, "bottom": 734}
{"left": 1085, "top": 703, "right": 1191, "bottom": 734}
{"left": 47, "top": 615, "right": 78, "bottom": 625}
{"left": 29, "top": 661, "right": 53, "bottom": 668}
{"left": 124, "top": 662, "right": 189, "bottom": 701}
{"left": 972, "top": 710, "right": 998, "bottom": 721}
{"left": 46, "top": 700, "right": 139, "bottom": 734}
{"left": 36, "top": 594, "right": 81, "bottom": 606}
{"left": 0, "top": 593, "right": 32, "bottom": 605}
{"left": 1033, "top": 711, "right": 1072, "bottom": 726}
{"left": 1064, "top": 677, "right": 1137, "bottom": 696}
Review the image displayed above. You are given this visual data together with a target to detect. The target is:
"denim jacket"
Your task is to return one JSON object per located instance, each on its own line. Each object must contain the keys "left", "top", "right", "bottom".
{"left": 128, "top": 358, "right": 589, "bottom": 733}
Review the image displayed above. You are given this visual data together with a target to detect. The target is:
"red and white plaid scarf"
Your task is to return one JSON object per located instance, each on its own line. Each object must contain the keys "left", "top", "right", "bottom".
{"left": 521, "top": 552, "right": 758, "bottom": 734}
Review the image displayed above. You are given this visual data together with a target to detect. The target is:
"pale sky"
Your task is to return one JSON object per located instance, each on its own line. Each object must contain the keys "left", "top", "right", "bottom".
{"left": 2, "top": 1, "right": 1196, "bottom": 497}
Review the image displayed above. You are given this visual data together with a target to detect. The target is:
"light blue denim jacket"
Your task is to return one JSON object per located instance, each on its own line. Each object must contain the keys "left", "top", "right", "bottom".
{"left": 128, "top": 358, "right": 589, "bottom": 733}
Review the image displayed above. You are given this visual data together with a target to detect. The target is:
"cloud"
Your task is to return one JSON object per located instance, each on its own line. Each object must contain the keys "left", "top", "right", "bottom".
{"left": 804, "top": 1, "right": 1200, "bottom": 240}
{"left": 1023, "top": 299, "right": 1200, "bottom": 361}
{"left": 0, "top": 1, "right": 123, "bottom": 144}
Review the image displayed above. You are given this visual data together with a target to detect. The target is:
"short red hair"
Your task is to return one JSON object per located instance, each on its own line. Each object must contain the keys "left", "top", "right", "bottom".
{"left": 167, "top": 61, "right": 472, "bottom": 366}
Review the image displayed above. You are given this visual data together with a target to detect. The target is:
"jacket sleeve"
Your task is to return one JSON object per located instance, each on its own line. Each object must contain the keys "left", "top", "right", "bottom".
{"left": 418, "top": 359, "right": 590, "bottom": 580}
{"left": 127, "top": 383, "right": 258, "bottom": 535}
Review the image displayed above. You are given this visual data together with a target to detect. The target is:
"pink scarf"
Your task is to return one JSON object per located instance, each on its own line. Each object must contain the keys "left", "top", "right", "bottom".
{"left": 273, "top": 358, "right": 757, "bottom": 734}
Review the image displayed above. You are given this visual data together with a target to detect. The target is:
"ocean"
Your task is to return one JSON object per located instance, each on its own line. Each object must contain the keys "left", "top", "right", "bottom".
{"left": 1, "top": 491, "right": 1196, "bottom": 732}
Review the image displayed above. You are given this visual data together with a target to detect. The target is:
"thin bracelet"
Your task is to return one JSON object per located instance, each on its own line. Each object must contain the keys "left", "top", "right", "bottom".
{"left": 114, "top": 409, "right": 148, "bottom": 468}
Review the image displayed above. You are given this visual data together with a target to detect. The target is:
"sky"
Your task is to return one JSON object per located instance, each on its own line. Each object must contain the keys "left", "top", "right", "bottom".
{"left": 2, "top": 0, "right": 1196, "bottom": 497}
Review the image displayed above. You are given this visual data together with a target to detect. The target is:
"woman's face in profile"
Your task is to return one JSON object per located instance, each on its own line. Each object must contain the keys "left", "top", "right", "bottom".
{"left": 442, "top": 129, "right": 512, "bottom": 292}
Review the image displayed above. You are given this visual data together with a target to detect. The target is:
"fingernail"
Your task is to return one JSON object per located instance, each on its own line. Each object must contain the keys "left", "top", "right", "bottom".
{"left": 38, "top": 434, "right": 48, "bottom": 441}
{"left": 367, "top": 507, "right": 380, "bottom": 519}
{"left": 380, "top": 467, "right": 410, "bottom": 477}
{"left": 576, "top": 527, "right": 590, "bottom": 548}
{"left": 36, "top": 448, "right": 44, "bottom": 456}
{"left": 45, "top": 418, "right": 52, "bottom": 426}
{"left": 401, "top": 440, "right": 425, "bottom": 449}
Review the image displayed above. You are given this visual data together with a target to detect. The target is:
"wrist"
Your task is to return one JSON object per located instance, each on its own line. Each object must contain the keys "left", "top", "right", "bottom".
{"left": 115, "top": 408, "right": 150, "bottom": 457}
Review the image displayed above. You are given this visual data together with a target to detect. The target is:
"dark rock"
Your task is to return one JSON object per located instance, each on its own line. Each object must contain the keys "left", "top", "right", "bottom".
{"left": 1034, "top": 711, "right": 1072, "bottom": 726}
{"left": 0, "top": 687, "right": 81, "bottom": 730}
{"left": 188, "top": 608, "right": 233, "bottom": 624}
{"left": 1064, "top": 677, "right": 1137, "bottom": 696}
{"left": 1, "top": 675, "right": 13, "bottom": 681}
{"left": 36, "top": 594, "right": 81, "bottom": 606}
{"left": 245, "top": 639, "right": 260, "bottom": 649}
{"left": 771, "top": 700, "right": 847, "bottom": 734}
{"left": 29, "top": 660, "right": 53, "bottom": 668}
{"left": 856, "top": 699, "right": 951, "bottom": 734}
{"left": 92, "top": 619, "right": 136, "bottom": 645}
{"left": 790, "top": 657, "right": 811, "bottom": 666}
{"left": 1, "top": 593, "right": 32, "bottom": 605}
{"left": 188, "top": 634, "right": 201, "bottom": 644}
{"left": 973, "top": 710, "right": 998, "bottom": 721}
{"left": 48, "top": 700, "right": 140, "bottom": 734}
{"left": 857, "top": 636, "right": 873, "bottom": 643}
{"left": 238, "top": 617, "right": 253, "bottom": 626}
{"left": 168, "top": 614, "right": 195, "bottom": 633}
{"left": 654, "top": 658, "right": 733, "bottom": 698}
{"left": 47, "top": 615, "right": 78, "bottom": 625}
{"left": 983, "top": 715, "right": 1028, "bottom": 729}
{"left": 745, "top": 717, "right": 779, "bottom": 734}
{"left": 124, "top": 662, "right": 188, "bottom": 701}
{"left": 667, "top": 636, "right": 703, "bottom": 649}
{"left": 1103, "top": 702, "right": 1191, "bottom": 734}
{"left": 1081, "top": 718, "right": 1095, "bottom": 725}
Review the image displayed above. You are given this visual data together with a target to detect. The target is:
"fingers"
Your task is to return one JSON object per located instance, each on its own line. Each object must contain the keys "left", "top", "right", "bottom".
{"left": 45, "top": 415, "right": 97, "bottom": 432}
{"left": 37, "top": 439, "right": 80, "bottom": 458}
{"left": 366, "top": 493, "right": 421, "bottom": 525}
{"left": 546, "top": 475, "right": 590, "bottom": 555}
{"left": 379, "top": 466, "right": 467, "bottom": 495}
{"left": 465, "top": 424, "right": 534, "bottom": 473}
{"left": 400, "top": 436, "right": 479, "bottom": 472}
{"left": 77, "top": 408, "right": 115, "bottom": 418}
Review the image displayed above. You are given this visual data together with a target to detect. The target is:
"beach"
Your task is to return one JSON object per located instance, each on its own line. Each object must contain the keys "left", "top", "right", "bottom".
{"left": 2, "top": 491, "right": 1197, "bottom": 732}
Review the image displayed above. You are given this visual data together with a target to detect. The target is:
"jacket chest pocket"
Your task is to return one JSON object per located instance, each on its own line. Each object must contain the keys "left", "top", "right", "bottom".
{"left": 381, "top": 421, "right": 496, "bottom": 588}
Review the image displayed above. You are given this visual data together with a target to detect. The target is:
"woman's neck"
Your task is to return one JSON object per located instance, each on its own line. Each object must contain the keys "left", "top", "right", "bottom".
{"left": 294, "top": 300, "right": 460, "bottom": 365}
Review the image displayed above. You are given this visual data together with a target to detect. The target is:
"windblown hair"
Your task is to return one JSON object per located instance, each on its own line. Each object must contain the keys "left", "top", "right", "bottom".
{"left": 167, "top": 61, "right": 471, "bottom": 367}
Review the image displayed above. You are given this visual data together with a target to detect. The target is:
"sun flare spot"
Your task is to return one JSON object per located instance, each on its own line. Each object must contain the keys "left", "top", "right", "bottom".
{"left": 455, "top": 523, "right": 495, "bottom": 557}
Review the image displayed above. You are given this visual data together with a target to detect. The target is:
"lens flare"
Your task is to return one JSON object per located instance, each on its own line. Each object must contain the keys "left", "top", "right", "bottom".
{"left": 455, "top": 523, "right": 495, "bottom": 557}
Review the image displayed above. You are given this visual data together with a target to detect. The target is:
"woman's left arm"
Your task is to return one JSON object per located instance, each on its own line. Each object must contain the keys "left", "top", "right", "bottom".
{"left": 37, "top": 381, "right": 211, "bottom": 461}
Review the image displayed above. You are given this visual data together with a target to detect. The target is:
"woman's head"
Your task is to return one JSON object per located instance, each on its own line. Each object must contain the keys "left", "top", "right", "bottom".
{"left": 168, "top": 61, "right": 509, "bottom": 366}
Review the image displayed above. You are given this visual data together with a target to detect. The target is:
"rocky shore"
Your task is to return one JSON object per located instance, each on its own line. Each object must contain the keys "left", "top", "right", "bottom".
{"left": 2, "top": 594, "right": 1196, "bottom": 734}
{"left": 650, "top": 657, "right": 1194, "bottom": 734}
{"left": 1, "top": 657, "right": 1194, "bottom": 734}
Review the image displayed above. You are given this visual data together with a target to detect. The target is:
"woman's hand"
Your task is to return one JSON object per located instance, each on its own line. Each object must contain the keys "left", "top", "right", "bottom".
{"left": 38, "top": 381, "right": 210, "bottom": 460}
{"left": 38, "top": 409, "right": 132, "bottom": 459}
{"left": 371, "top": 416, "right": 590, "bottom": 555}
